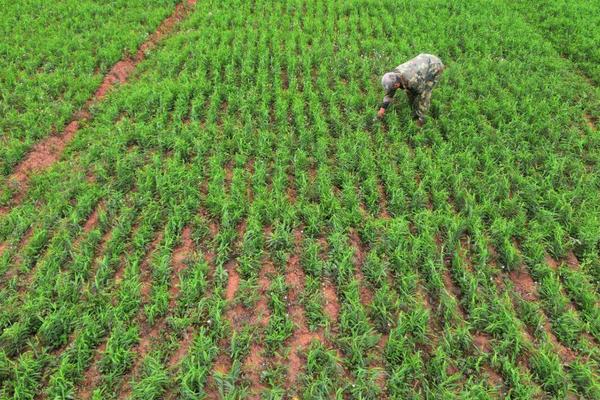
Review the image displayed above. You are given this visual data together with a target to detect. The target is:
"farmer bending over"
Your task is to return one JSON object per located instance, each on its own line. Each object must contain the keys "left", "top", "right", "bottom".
{"left": 376, "top": 54, "right": 445, "bottom": 126}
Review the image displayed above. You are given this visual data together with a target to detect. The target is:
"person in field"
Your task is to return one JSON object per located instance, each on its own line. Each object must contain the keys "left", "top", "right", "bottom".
{"left": 376, "top": 53, "right": 445, "bottom": 126}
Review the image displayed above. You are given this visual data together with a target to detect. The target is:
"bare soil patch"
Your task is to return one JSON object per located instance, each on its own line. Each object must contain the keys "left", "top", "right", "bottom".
{"left": 242, "top": 231, "right": 275, "bottom": 396}
{"left": 83, "top": 206, "right": 101, "bottom": 233}
{"left": 482, "top": 365, "right": 504, "bottom": 390}
{"left": 168, "top": 226, "right": 194, "bottom": 303}
{"left": 584, "top": 113, "right": 597, "bottom": 130}
{"left": 473, "top": 333, "right": 492, "bottom": 353}
{"left": 542, "top": 320, "right": 577, "bottom": 363}
{"left": 349, "top": 229, "right": 373, "bottom": 305}
{"left": 565, "top": 251, "right": 579, "bottom": 269}
{"left": 225, "top": 260, "right": 241, "bottom": 302}
{"left": 77, "top": 341, "right": 107, "bottom": 399}
{"left": 376, "top": 182, "right": 391, "bottom": 219}
{"left": 322, "top": 280, "right": 340, "bottom": 323}
{"left": 509, "top": 268, "right": 537, "bottom": 302}
{"left": 545, "top": 254, "right": 559, "bottom": 270}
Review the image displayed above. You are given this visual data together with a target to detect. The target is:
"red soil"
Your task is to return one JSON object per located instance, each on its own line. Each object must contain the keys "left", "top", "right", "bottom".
{"left": 209, "top": 222, "right": 251, "bottom": 395}
{"left": 244, "top": 343, "right": 266, "bottom": 379}
{"left": 77, "top": 341, "right": 107, "bottom": 399}
{"left": 508, "top": 265, "right": 579, "bottom": 364}
{"left": 167, "top": 326, "right": 195, "bottom": 369}
{"left": 376, "top": 182, "right": 391, "bottom": 219}
{"left": 473, "top": 333, "right": 492, "bottom": 353}
{"left": 483, "top": 365, "right": 504, "bottom": 389}
{"left": 565, "top": 251, "right": 579, "bottom": 269}
{"left": 0, "top": 242, "right": 7, "bottom": 258}
{"left": 322, "top": 280, "right": 340, "bottom": 323}
{"left": 255, "top": 261, "right": 273, "bottom": 326}
{"left": 349, "top": 229, "right": 373, "bottom": 305}
{"left": 442, "top": 270, "right": 462, "bottom": 298}
{"left": 225, "top": 260, "right": 240, "bottom": 302}
{"left": 242, "top": 245, "right": 275, "bottom": 395}
{"left": 509, "top": 268, "right": 537, "bottom": 302}
{"left": 545, "top": 254, "right": 559, "bottom": 270}
{"left": 287, "top": 184, "right": 297, "bottom": 204}
{"left": 3, "top": 0, "right": 197, "bottom": 212}
{"left": 285, "top": 229, "right": 325, "bottom": 388}
{"left": 168, "top": 226, "right": 193, "bottom": 303}
{"left": 82, "top": 206, "right": 101, "bottom": 233}
{"left": 87, "top": 228, "right": 113, "bottom": 281}
{"left": 281, "top": 69, "right": 289, "bottom": 90}
{"left": 112, "top": 256, "right": 128, "bottom": 288}
{"left": 543, "top": 320, "right": 577, "bottom": 363}
{"left": 584, "top": 113, "right": 597, "bottom": 130}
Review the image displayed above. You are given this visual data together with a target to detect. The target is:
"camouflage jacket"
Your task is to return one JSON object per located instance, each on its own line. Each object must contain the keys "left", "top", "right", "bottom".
{"left": 382, "top": 54, "right": 444, "bottom": 107}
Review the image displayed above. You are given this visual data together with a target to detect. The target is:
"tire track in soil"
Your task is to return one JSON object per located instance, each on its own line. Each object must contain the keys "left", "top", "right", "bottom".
{"left": 117, "top": 226, "right": 194, "bottom": 399}
{"left": 1, "top": 0, "right": 197, "bottom": 214}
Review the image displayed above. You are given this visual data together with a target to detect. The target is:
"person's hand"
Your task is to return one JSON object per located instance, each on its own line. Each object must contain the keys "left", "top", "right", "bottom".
{"left": 377, "top": 108, "right": 386, "bottom": 118}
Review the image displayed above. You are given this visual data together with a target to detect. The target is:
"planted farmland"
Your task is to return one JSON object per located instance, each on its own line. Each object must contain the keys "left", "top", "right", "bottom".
{"left": 0, "top": 0, "right": 179, "bottom": 178}
{"left": 0, "top": 0, "right": 599, "bottom": 399}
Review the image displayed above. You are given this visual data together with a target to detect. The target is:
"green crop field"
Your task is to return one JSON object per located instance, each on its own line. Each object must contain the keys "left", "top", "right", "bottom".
{"left": 0, "top": 0, "right": 599, "bottom": 399}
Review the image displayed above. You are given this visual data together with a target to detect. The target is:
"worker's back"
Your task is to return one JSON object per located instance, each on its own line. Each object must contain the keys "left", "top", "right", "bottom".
{"left": 393, "top": 54, "right": 444, "bottom": 92}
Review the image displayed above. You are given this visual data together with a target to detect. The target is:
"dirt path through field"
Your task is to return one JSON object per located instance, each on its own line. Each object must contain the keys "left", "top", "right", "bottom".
{"left": 1, "top": 0, "right": 197, "bottom": 214}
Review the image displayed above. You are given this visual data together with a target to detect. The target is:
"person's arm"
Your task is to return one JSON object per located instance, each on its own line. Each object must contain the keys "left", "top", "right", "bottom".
{"left": 376, "top": 90, "right": 396, "bottom": 119}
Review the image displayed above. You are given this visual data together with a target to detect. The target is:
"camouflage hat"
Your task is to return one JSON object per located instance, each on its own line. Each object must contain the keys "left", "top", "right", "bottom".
{"left": 381, "top": 72, "right": 398, "bottom": 92}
